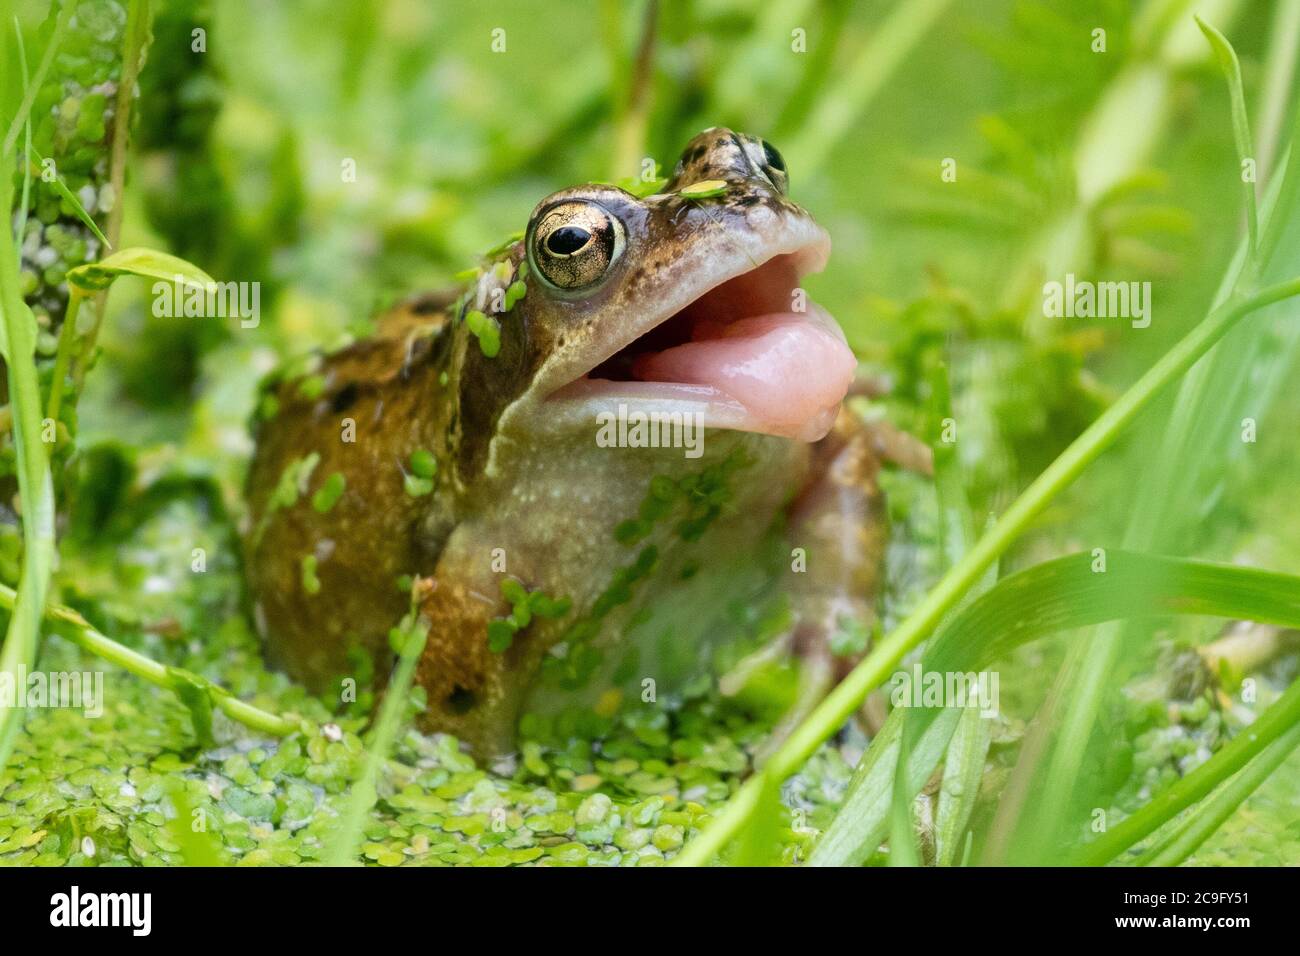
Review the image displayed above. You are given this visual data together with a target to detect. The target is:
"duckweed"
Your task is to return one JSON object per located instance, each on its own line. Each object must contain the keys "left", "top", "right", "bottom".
{"left": 311, "top": 472, "right": 346, "bottom": 513}
{"left": 678, "top": 179, "right": 728, "bottom": 199}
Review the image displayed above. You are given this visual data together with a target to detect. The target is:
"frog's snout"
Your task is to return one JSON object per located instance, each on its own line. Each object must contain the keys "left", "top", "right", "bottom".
{"left": 667, "top": 127, "right": 790, "bottom": 197}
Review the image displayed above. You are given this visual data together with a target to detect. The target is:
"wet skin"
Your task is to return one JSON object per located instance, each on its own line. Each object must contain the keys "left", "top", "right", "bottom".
{"left": 244, "top": 129, "right": 919, "bottom": 756}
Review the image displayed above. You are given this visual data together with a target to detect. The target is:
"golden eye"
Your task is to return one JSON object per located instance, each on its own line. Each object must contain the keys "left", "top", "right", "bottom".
{"left": 529, "top": 201, "right": 625, "bottom": 290}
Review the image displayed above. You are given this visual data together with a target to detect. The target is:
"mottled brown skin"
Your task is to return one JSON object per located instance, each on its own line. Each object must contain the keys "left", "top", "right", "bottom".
{"left": 245, "top": 129, "right": 920, "bottom": 755}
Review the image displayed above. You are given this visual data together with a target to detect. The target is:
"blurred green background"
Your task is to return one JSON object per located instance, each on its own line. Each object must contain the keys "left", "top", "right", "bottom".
{"left": 92, "top": 0, "right": 1295, "bottom": 542}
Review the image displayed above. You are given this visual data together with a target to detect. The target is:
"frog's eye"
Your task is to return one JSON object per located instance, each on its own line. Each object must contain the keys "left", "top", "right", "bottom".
{"left": 529, "top": 200, "right": 626, "bottom": 290}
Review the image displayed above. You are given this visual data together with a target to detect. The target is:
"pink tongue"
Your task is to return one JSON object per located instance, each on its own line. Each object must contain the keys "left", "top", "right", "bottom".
{"left": 632, "top": 309, "right": 857, "bottom": 439}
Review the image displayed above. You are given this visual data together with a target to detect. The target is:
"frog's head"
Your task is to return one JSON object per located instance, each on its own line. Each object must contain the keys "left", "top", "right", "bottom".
{"left": 456, "top": 128, "right": 854, "bottom": 474}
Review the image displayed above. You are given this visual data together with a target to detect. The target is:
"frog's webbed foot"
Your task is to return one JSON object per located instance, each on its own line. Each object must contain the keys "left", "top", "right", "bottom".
{"left": 754, "top": 408, "right": 929, "bottom": 760}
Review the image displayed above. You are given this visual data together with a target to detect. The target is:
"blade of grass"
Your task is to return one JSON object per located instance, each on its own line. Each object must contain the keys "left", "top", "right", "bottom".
{"left": 812, "top": 550, "right": 1300, "bottom": 866}
{"left": 0, "top": 162, "right": 57, "bottom": 773}
{"left": 0, "top": 578, "right": 298, "bottom": 739}
{"left": 607, "top": 0, "right": 657, "bottom": 181}
{"left": 327, "top": 613, "right": 429, "bottom": 866}
{"left": 917, "top": 546, "right": 1300, "bottom": 866}
{"left": 933, "top": 702, "right": 992, "bottom": 866}
{"left": 1196, "top": 16, "right": 1258, "bottom": 270}
{"left": 731, "top": 771, "right": 785, "bottom": 867}
{"left": 1022, "top": 23, "right": 1300, "bottom": 863}
{"left": 921, "top": 552, "right": 1300, "bottom": 678}
{"left": 12, "top": 16, "right": 30, "bottom": 264}
{"left": 1, "top": 3, "right": 71, "bottom": 155}
{"left": 890, "top": 362, "right": 992, "bottom": 866}
{"left": 1254, "top": 0, "right": 1300, "bottom": 184}
{"left": 1071, "top": 671, "right": 1300, "bottom": 865}
{"left": 104, "top": 0, "right": 149, "bottom": 252}
{"left": 806, "top": 705, "right": 961, "bottom": 866}
{"left": 25, "top": 146, "right": 113, "bottom": 250}
{"left": 673, "top": 271, "right": 1300, "bottom": 866}
{"left": 0, "top": 8, "right": 72, "bottom": 771}
{"left": 1131, "top": 720, "right": 1300, "bottom": 866}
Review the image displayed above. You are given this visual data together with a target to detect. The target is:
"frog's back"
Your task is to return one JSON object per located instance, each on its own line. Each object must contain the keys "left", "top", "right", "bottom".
{"left": 243, "top": 295, "right": 457, "bottom": 693}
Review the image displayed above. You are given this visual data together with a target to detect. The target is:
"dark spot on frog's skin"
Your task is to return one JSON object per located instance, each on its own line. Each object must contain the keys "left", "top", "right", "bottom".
{"left": 446, "top": 685, "right": 477, "bottom": 714}
{"left": 330, "top": 382, "right": 359, "bottom": 413}
{"left": 737, "top": 195, "right": 762, "bottom": 208}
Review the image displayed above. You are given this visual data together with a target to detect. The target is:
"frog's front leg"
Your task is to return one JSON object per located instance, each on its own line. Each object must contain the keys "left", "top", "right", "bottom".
{"left": 764, "top": 409, "right": 932, "bottom": 751}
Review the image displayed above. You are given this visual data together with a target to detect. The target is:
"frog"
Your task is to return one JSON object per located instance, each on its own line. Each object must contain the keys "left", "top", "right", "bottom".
{"left": 244, "top": 128, "right": 930, "bottom": 757}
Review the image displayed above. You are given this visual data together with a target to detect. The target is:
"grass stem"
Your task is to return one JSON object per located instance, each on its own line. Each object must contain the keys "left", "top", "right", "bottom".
{"left": 0, "top": 580, "right": 298, "bottom": 739}
{"left": 673, "top": 275, "right": 1300, "bottom": 865}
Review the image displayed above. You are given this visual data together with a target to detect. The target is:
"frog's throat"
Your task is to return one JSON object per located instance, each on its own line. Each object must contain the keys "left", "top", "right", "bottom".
{"left": 541, "top": 225, "right": 855, "bottom": 443}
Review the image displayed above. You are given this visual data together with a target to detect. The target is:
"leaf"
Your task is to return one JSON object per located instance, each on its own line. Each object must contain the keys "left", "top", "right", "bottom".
{"left": 1132, "top": 721, "right": 1300, "bottom": 867}
{"left": 903, "top": 549, "right": 1300, "bottom": 862}
{"left": 678, "top": 179, "right": 728, "bottom": 199}
{"left": 813, "top": 551, "right": 1300, "bottom": 867}
{"left": 0, "top": 148, "right": 57, "bottom": 775}
{"left": 908, "top": 362, "right": 995, "bottom": 867}
{"left": 934, "top": 703, "right": 992, "bottom": 865}
{"left": 327, "top": 613, "right": 429, "bottom": 865}
{"left": 731, "top": 771, "right": 785, "bottom": 866}
{"left": 807, "top": 705, "right": 961, "bottom": 866}
{"left": 1074, "top": 672, "right": 1300, "bottom": 866}
{"left": 919, "top": 552, "right": 1300, "bottom": 684}
{"left": 27, "top": 145, "right": 112, "bottom": 251}
{"left": 66, "top": 247, "right": 216, "bottom": 293}
{"left": 1196, "top": 16, "right": 1259, "bottom": 263}
{"left": 164, "top": 779, "right": 228, "bottom": 866}
{"left": 166, "top": 667, "right": 216, "bottom": 749}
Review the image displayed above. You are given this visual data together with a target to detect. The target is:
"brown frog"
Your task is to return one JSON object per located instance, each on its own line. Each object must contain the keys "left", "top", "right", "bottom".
{"left": 244, "top": 129, "right": 927, "bottom": 756}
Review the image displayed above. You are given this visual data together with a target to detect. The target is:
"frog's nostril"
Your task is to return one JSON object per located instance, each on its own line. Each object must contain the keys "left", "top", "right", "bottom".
{"left": 761, "top": 140, "right": 786, "bottom": 173}
{"left": 446, "top": 686, "right": 477, "bottom": 714}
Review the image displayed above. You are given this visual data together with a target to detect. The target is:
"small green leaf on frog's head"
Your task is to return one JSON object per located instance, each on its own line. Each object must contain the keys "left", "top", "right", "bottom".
{"left": 678, "top": 179, "right": 729, "bottom": 200}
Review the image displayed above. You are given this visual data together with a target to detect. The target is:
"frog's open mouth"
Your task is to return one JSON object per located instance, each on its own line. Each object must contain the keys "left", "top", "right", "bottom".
{"left": 547, "top": 236, "right": 855, "bottom": 442}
